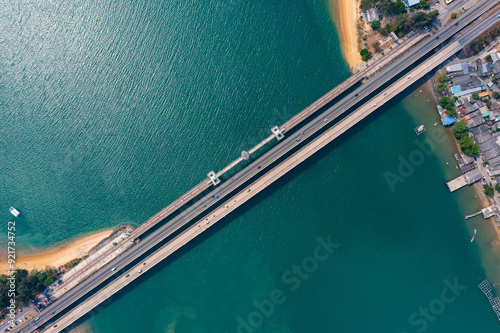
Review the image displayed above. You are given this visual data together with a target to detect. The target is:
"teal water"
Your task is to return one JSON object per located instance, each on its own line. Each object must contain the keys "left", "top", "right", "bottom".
{"left": 2, "top": 0, "right": 500, "bottom": 332}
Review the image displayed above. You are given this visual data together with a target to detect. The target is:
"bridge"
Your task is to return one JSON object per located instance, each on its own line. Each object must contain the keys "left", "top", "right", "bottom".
{"left": 18, "top": 1, "right": 500, "bottom": 332}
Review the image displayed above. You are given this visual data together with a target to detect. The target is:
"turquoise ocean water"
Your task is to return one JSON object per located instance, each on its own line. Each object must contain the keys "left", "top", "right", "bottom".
{"left": 1, "top": 0, "right": 500, "bottom": 331}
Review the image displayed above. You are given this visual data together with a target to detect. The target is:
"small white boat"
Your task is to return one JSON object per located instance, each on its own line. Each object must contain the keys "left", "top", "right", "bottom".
{"left": 471, "top": 229, "right": 477, "bottom": 243}
{"left": 9, "top": 207, "right": 20, "bottom": 217}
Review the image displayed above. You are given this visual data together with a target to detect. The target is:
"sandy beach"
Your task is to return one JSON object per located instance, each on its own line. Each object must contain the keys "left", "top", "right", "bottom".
{"left": 329, "top": 0, "right": 362, "bottom": 69}
{"left": 0, "top": 230, "right": 113, "bottom": 275}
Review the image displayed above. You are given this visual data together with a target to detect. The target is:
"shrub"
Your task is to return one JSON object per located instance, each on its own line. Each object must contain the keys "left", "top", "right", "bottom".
{"left": 485, "top": 184, "right": 495, "bottom": 198}
{"left": 360, "top": 48, "right": 372, "bottom": 61}
{"left": 371, "top": 20, "right": 381, "bottom": 29}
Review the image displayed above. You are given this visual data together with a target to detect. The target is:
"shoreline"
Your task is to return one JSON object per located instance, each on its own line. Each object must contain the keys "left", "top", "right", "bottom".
{"left": 0, "top": 229, "right": 113, "bottom": 275}
{"left": 329, "top": 0, "right": 362, "bottom": 70}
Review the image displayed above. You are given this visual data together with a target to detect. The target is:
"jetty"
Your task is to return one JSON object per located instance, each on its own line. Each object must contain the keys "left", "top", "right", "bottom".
{"left": 465, "top": 205, "right": 500, "bottom": 220}
{"left": 446, "top": 168, "right": 482, "bottom": 192}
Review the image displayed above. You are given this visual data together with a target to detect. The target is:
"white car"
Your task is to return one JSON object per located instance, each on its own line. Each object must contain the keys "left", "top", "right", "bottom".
{"left": 137, "top": 269, "right": 142, "bottom": 273}
{"left": 407, "top": 75, "right": 411, "bottom": 79}
{"left": 372, "top": 104, "right": 376, "bottom": 107}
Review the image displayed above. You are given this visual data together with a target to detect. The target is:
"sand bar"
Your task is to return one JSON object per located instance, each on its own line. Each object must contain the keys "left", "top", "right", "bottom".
{"left": 0, "top": 230, "right": 113, "bottom": 275}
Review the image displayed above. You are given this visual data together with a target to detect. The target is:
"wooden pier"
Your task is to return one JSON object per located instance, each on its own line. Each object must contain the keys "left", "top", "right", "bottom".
{"left": 446, "top": 175, "right": 467, "bottom": 192}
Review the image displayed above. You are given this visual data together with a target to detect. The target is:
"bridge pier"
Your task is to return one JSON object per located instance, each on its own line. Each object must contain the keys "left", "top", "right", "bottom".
{"left": 271, "top": 126, "right": 284, "bottom": 141}
{"left": 207, "top": 171, "right": 220, "bottom": 186}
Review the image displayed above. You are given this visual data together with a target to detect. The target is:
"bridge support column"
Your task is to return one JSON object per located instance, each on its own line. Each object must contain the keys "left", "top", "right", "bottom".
{"left": 271, "top": 126, "right": 284, "bottom": 141}
{"left": 207, "top": 171, "right": 220, "bottom": 186}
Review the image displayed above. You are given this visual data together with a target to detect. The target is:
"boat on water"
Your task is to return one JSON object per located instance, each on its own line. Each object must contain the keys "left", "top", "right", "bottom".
{"left": 9, "top": 207, "right": 20, "bottom": 217}
{"left": 471, "top": 229, "right": 477, "bottom": 243}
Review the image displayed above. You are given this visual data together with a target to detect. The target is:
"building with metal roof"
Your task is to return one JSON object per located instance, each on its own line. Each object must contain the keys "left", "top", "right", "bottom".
{"left": 489, "top": 156, "right": 500, "bottom": 167}
{"left": 441, "top": 115, "right": 455, "bottom": 126}
{"left": 453, "top": 87, "right": 484, "bottom": 97}
{"left": 464, "top": 169, "right": 483, "bottom": 184}
{"left": 405, "top": 0, "right": 420, "bottom": 6}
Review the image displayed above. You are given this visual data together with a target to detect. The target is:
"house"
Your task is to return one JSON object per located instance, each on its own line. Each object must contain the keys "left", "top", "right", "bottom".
{"left": 476, "top": 132, "right": 494, "bottom": 145}
{"left": 365, "top": 8, "right": 379, "bottom": 23}
{"left": 471, "top": 124, "right": 488, "bottom": 136}
{"left": 467, "top": 115, "right": 485, "bottom": 128}
{"left": 489, "top": 165, "right": 500, "bottom": 176}
{"left": 484, "top": 146, "right": 500, "bottom": 161}
{"left": 488, "top": 156, "right": 500, "bottom": 167}
{"left": 454, "top": 87, "right": 485, "bottom": 97}
{"left": 492, "top": 53, "right": 500, "bottom": 62}
{"left": 480, "top": 106, "right": 490, "bottom": 118}
{"left": 446, "top": 63, "right": 468, "bottom": 74}
{"left": 464, "top": 104, "right": 478, "bottom": 115}
{"left": 465, "top": 169, "right": 483, "bottom": 184}
{"left": 479, "top": 91, "right": 490, "bottom": 99}
{"left": 405, "top": 0, "right": 420, "bottom": 6}
{"left": 479, "top": 139, "right": 497, "bottom": 152}
{"left": 479, "top": 62, "right": 492, "bottom": 77}
{"left": 493, "top": 62, "right": 500, "bottom": 73}
{"left": 441, "top": 115, "right": 455, "bottom": 126}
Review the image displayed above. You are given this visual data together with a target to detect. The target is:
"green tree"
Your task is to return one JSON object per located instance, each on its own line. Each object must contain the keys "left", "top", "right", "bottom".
{"left": 487, "top": 55, "right": 493, "bottom": 62}
{"left": 495, "top": 184, "right": 500, "bottom": 192}
{"left": 451, "top": 13, "right": 457, "bottom": 19}
{"left": 470, "top": 41, "right": 478, "bottom": 48}
{"left": 437, "top": 72, "right": 448, "bottom": 83}
{"left": 459, "top": 136, "right": 480, "bottom": 156}
{"left": 485, "top": 184, "right": 495, "bottom": 198}
{"left": 493, "top": 77, "right": 499, "bottom": 84}
{"left": 360, "top": 48, "right": 372, "bottom": 61}
{"left": 472, "top": 92, "right": 480, "bottom": 100}
{"left": 436, "top": 82, "right": 448, "bottom": 92}
{"left": 493, "top": 91, "right": 500, "bottom": 99}
{"left": 453, "top": 120, "right": 468, "bottom": 140}
{"left": 387, "top": 0, "right": 406, "bottom": 15}
{"left": 421, "top": 0, "right": 430, "bottom": 9}
{"left": 371, "top": 20, "right": 381, "bottom": 29}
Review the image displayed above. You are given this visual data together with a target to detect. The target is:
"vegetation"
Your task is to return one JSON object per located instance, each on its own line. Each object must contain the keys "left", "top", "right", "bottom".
{"left": 468, "top": 24, "right": 500, "bottom": 55}
{"left": 0, "top": 269, "right": 57, "bottom": 310}
{"left": 420, "top": 0, "right": 431, "bottom": 9}
{"left": 436, "top": 72, "right": 449, "bottom": 92}
{"left": 495, "top": 184, "right": 500, "bottom": 192}
{"left": 493, "top": 77, "right": 499, "bottom": 85}
{"left": 493, "top": 91, "right": 500, "bottom": 99}
{"left": 371, "top": 20, "right": 381, "bottom": 29}
{"left": 459, "top": 136, "right": 480, "bottom": 156}
{"left": 380, "top": 10, "right": 439, "bottom": 36}
{"left": 388, "top": 0, "right": 406, "bottom": 15}
{"left": 453, "top": 120, "right": 479, "bottom": 157}
{"left": 451, "top": 13, "right": 457, "bottom": 20}
{"left": 472, "top": 92, "right": 480, "bottom": 100}
{"left": 360, "top": 48, "right": 372, "bottom": 61}
{"left": 452, "top": 120, "right": 468, "bottom": 140}
{"left": 439, "top": 96, "right": 456, "bottom": 116}
{"left": 486, "top": 55, "right": 493, "bottom": 62}
{"left": 484, "top": 184, "right": 495, "bottom": 198}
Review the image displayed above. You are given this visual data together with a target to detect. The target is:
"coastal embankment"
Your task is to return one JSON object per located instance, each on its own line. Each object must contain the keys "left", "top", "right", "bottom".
{"left": 0, "top": 230, "right": 113, "bottom": 274}
{"left": 329, "top": 0, "right": 362, "bottom": 69}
